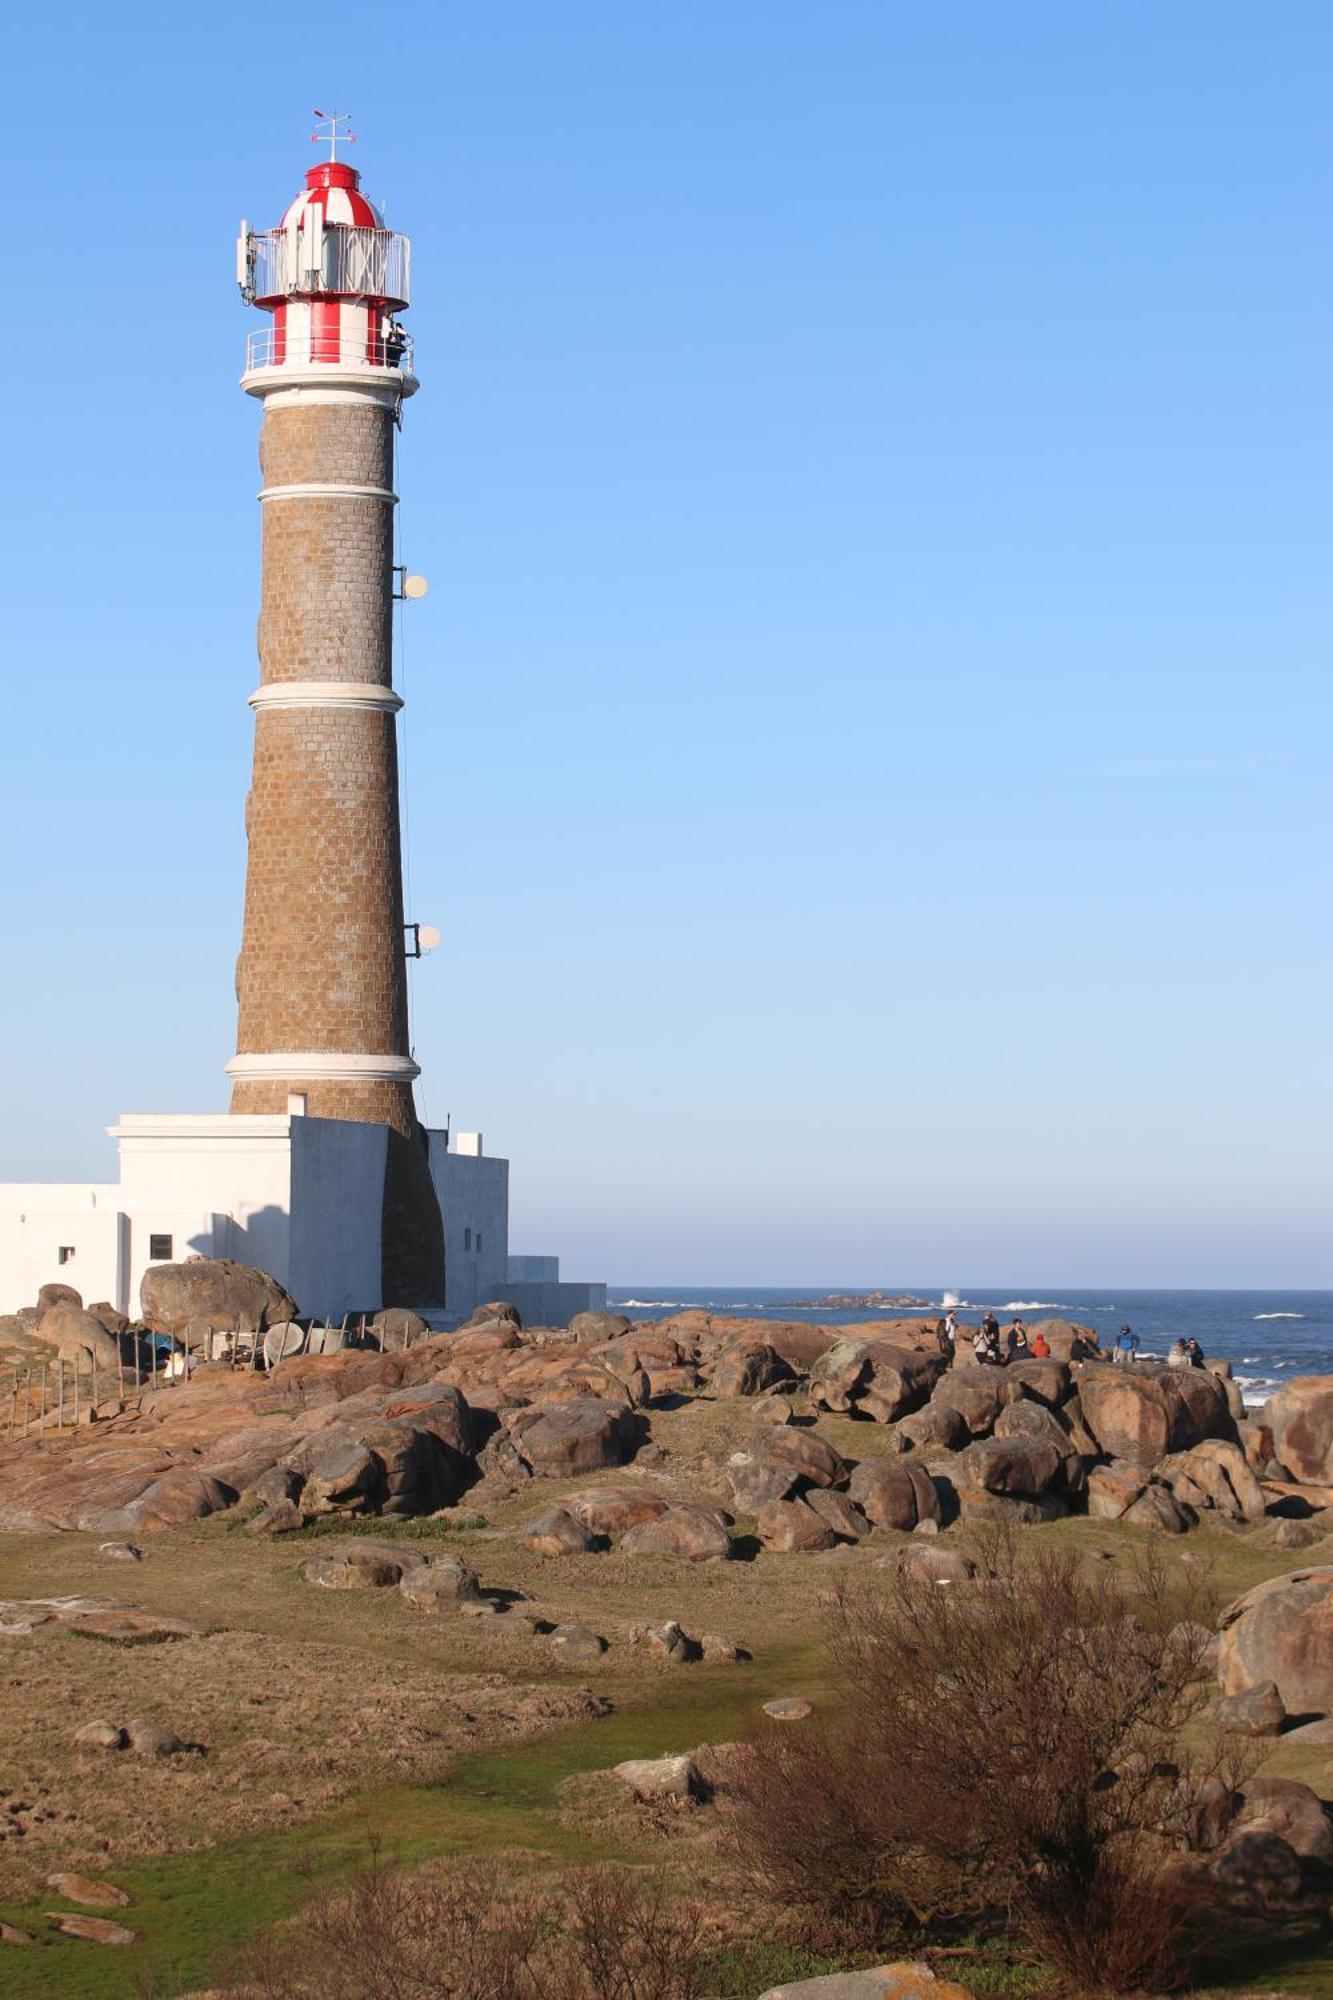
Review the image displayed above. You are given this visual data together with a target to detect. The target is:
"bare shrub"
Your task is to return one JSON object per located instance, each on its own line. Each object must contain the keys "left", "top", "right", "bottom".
{"left": 731, "top": 1532, "right": 1246, "bottom": 1994}
{"left": 217, "top": 1852, "right": 709, "bottom": 2000}
{"left": 562, "top": 1866, "right": 709, "bottom": 2000}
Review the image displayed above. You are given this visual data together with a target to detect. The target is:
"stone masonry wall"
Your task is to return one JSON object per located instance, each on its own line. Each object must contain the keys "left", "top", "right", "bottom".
{"left": 231, "top": 393, "right": 444, "bottom": 1300}
{"left": 233, "top": 705, "right": 410, "bottom": 1062}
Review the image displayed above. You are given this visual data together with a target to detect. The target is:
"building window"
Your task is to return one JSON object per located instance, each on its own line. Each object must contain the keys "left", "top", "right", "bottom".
{"left": 476, "top": 1233, "right": 483, "bottom": 1253}
{"left": 149, "top": 1233, "right": 173, "bottom": 1261}
{"left": 57, "top": 1245, "right": 75, "bottom": 1266}
{"left": 464, "top": 1228, "right": 472, "bottom": 1252}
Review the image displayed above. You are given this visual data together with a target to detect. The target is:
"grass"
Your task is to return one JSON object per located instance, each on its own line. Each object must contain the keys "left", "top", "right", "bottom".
{"left": 0, "top": 1645, "right": 825, "bottom": 1998}
{"left": 0, "top": 1393, "right": 1328, "bottom": 1997}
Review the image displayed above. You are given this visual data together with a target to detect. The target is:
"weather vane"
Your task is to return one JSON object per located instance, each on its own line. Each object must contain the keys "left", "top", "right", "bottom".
{"left": 310, "top": 109, "right": 357, "bottom": 162}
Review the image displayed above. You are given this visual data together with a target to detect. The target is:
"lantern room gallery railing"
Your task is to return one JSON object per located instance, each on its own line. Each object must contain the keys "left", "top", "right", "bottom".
{"left": 244, "top": 326, "right": 415, "bottom": 373}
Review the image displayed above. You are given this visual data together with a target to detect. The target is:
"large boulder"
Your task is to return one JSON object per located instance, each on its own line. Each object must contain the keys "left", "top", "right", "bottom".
{"left": 994, "top": 1399, "right": 1076, "bottom": 1457}
{"left": 1265, "top": 1377, "right": 1333, "bottom": 1486}
{"left": 522, "top": 1506, "right": 598, "bottom": 1555}
{"left": 36, "top": 1282, "right": 83, "bottom": 1318}
{"left": 367, "top": 1308, "right": 429, "bottom": 1352}
{"left": 35, "top": 1306, "right": 122, "bottom": 1371}
{"left": 1001, "top": 1359, "right": 1072, "bottom": 1407}
{"left": 93, "top": 1470, "right": 238, "bottom": 1533}
{"left": 140, "top": 1258, "right": 296, "bottom": 1336}
{"left": 754, "top": 1426, "right": 850, "bottom": 1492}
{"left": 1157, "top": 1439, "right": 1267, "bottom": 1521}
{"left": 1086, "top": 1461, "right": 1149, "bottom": 1520}
{"left": 619, "top": 1504, "right": 733, "bottom": 1561}
{"left": 710, "top": 1341, "right": 795, "bottom": 1400}
{"left": 613, "top": 1754, "right": 701, "bottom": 1802}
{"left": 808, "top": 1340, "right": 942, "bottom": 1422}
{"left": 507, "top": 1399, "right": 643, "bottom": 1475}
{"left": 928, "top": 1371, "right": 1023, "bottom": 1437}
{"left": 564, "top": 1485, "right": 669, "bottom": 1537}
{"left": 568, "top": 1311, "right": 632, "bottom": 1344}
{"left": 1077, "top": 1363, "right": 1233, "bottom": 1468}
{"left": 757, "top": 1497, "right": 839, "bottom": 1552}
{"left": 954, "top": 1436, "right": 1061, "bottom": 1499}
{"left": 398, "top": 1554, "right": 481, "bottom": 1610}
{"left": 1217, "top": 1567, "right": 1333, "bottom": 1717}
{"left": 305, "top": 1542, "right": 420, "bottom": 1589}
{"left": 1122, "top": 1483, "right": 1194, "bottom": 1534}
{"left": 727, "top": 1450, "right": 798, "bottom": 1512}
{"left": 1234, "top": 1775, "right": 1333, "bottom": 1867}
{"left": 892, "top": 1403, "right": 969, "bottom": 1453}
{"left": 848, "top": 1458, "right": 939, "bottom": 1532}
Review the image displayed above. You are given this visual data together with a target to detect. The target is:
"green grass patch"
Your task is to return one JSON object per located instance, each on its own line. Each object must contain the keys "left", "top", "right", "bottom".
{"left": 0, "top": 1647, "right": 824, "bottom": 1998}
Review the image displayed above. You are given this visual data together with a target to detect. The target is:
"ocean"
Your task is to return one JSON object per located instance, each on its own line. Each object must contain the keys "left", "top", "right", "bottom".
{"left": 604, "top": 1288, "right": 1333, "bottom": 1408}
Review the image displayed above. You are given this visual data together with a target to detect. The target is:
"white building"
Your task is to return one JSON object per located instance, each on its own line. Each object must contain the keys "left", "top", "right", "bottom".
{"left": 0, "top": 1112, "right": 603, "bottom": 1328}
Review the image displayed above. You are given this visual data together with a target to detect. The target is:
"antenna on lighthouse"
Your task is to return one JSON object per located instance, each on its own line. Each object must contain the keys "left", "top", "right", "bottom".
{"left": 311, "top": 109, "right": 357, "bottom": 161}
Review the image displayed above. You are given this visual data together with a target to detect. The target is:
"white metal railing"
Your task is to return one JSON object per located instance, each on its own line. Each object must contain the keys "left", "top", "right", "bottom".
{"left": 243, "top": 225, "right": 410, "bottom": 307}
{"left": 244, "top": 326, "right": 414, "bottom": 373}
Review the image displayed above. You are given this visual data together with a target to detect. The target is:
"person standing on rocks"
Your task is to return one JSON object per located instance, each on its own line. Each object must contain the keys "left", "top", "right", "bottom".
{"left": 1114, "top": 1324, "right": 1140, "bottom": 1366}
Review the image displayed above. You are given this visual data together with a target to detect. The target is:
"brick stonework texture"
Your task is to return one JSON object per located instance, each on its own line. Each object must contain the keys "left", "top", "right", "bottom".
{"left": 232, "top": 393, "right": 444, "bottom": 1304}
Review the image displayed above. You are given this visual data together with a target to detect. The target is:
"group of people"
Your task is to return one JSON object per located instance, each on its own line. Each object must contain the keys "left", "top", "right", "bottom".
{"left": 931, "top": 1311, "right": 1208, "bottom": 1370}
{"left": 935, "top": 1309, "right": 1050, "bottom": 1366}
{"left": 1114, "top": 1323, "right": 1207, "bottom": 1368}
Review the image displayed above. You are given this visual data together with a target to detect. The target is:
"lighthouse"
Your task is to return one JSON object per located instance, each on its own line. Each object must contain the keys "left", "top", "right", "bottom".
{"left": 0, "top": 123, "right": 605, "bottom": 1331}
{"left": 228, "top": 119, "right": 445, "bottom": 1304}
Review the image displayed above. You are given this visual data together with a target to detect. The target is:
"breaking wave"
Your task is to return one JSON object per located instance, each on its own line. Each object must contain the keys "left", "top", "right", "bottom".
{"left": 1002, "top": 1300, "right": 1064, "bottom": 1312}
{"left": 1254, "top": 1312, "right": 1304, "bottom": 1320}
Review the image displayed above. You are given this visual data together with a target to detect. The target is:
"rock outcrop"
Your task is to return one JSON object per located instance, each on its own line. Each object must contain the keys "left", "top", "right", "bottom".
{"left": 139, "top": 1258, "right": 297, "bottom": 1336}
{"left": 1217, "top": 1566, "right": 1333, "bottom": 1718}
{"left": 1265, "top": 1377, "right": 1333, "bottom": 1486}
{"left": 1077, "top": 1362, "right": 1234, "bottom": 1467}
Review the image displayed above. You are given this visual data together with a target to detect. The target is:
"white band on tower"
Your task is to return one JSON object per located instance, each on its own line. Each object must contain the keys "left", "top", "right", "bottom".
{"left": 258, "top": 482, "right": 397, "bottom": 503}
{"left": 248, "top": 682, "right": 403, "bottom": 714}
{"left": 225, "top": 1052, "right": 422, "bottom": 1083}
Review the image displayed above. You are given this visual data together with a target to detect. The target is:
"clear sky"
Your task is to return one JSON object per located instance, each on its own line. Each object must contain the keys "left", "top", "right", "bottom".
{"left": 2, "top": 3, "right": 1330, "bottom": 1286}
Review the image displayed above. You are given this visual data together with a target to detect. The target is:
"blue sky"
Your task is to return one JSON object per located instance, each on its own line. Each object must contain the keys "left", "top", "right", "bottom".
{"left": 2, "top": 2, "right": 1330, "bottom": 1285}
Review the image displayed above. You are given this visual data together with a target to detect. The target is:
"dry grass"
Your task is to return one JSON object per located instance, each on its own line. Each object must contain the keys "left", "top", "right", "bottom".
{"left": 0, "top": 1389, "right": 1325, "bottom": 1917}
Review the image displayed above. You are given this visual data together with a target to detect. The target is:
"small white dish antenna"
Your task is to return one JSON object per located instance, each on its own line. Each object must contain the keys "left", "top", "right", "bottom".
{"left": 416, "top": 923, "right": 442, "bottom": 951}
{"left": 403, "top": 574, "right": 429, "bottom": 599}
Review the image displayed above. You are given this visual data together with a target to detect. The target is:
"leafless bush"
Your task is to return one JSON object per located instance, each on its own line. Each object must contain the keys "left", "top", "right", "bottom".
{"left": 731, "top": 1532, "right": 1244, "bottom": 1994}
{"left": 217, "top": 1852, "right": 709, "bottom": 2000}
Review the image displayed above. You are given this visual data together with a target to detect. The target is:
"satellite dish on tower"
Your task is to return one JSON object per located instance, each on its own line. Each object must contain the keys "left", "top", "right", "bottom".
{"left": 417, "top": 923, "right": 442, "bottom": 951}
{"left": 403, "top": 574, "right": 429, "bottom": 599}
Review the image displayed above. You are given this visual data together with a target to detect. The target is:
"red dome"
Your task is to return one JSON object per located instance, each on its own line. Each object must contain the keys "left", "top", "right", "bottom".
{"left": 280, "top": 161, "right": 384, "bottom": 232}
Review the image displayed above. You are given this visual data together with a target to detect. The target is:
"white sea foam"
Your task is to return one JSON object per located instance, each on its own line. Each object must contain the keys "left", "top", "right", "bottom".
{"left": 1254, "top": 1312, "right": 1304, "bottom": 1320}
{"left": 617, "top": 1299, "right": 686, "bottom": 1309}
{"left": 1002, "top": 1300, "right": 1064, "bottom": 1312}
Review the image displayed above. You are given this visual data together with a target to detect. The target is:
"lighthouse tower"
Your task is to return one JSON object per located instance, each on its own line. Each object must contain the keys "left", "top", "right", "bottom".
{"left": 229, "top": 122, "right": 444, "bottom": 1304}
{"left": 0, "top": 123, "right": 609, "bottom": 1331}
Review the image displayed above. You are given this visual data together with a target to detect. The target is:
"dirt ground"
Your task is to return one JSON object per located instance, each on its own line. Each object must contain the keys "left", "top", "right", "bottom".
{"left": 0, "top": 1392, "right": 1326, "bottom": 1905}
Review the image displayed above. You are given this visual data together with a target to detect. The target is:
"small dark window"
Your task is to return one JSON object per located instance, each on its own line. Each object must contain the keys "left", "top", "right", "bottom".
{"left": 475, "top": 1233, "right": 482, "bottom": 1254}
{"left": 57, "top": 1245, "right": 75, "bottom": 1266}
{"left": 149, "top": 1233, "right": 173, "bottom": 1261}
{"left": 463, "top": 1227, "right": 472, "bottom": 1252}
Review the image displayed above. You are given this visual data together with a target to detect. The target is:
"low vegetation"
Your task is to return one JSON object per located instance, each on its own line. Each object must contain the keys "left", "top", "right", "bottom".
{"left": 729, "top": 1533, "right": 1250, "bottom": 1995}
